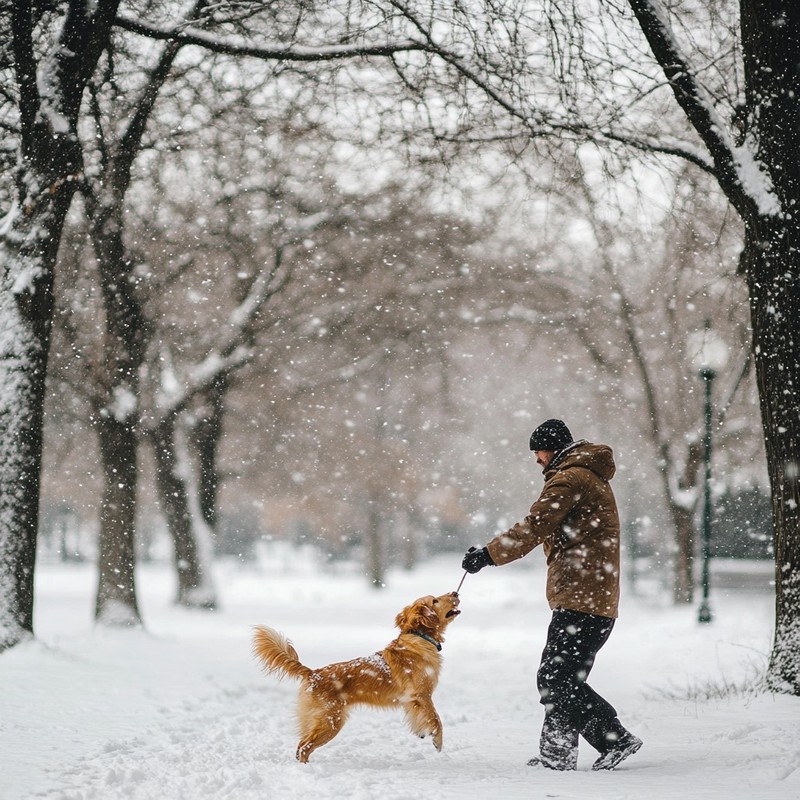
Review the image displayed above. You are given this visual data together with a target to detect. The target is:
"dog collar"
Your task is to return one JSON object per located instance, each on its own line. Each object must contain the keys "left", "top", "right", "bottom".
{"left": 409, "top": 630, "right": 442, "bottom": 651}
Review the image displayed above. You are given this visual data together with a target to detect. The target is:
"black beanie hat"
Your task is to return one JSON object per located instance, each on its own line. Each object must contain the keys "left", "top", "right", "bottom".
{"left": 529, "top": 419, "right": 573, "bottom": 452}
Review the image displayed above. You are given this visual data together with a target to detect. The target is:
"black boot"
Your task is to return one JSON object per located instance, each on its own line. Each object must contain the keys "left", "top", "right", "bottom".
{"left": 582, "top": 717, "right": 642, "bottom": 770}
{"left": 528, "top": 714, "right": 578, "bottom": 770}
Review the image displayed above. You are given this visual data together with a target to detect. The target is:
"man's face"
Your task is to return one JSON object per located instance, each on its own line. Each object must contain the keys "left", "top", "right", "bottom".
{"left": 535, "top": 450, "right": 555, "bottom": 471}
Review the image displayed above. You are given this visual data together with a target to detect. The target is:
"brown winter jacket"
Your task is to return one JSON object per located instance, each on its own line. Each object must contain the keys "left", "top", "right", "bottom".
{"left": 486, "top": 441, "right": 621, "bottom": 619}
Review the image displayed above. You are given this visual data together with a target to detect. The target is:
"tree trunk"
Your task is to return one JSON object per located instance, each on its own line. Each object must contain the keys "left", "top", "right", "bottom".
{"left": 365, "top": 501, "right": 385, "bottom": 589}
{"left": 193, "top": 376, "right": 228, "bottom": 535}
{"left": 667, "top": 438, "right": 705, "bottom": 605}
{"left": 669, "top": 504, "right": 696, "bottom": 605}
{"left": 151, "top": 417, "right": 216, "bottom": 608}
{"left": 744, "top": 223, "right": 800, "bottom": 693}
{"left": 740, "top": 3, "right": 800, "bottom": 694}
{"left": 90, "top": 201, "right": 148, "bottom": 624}
{"left": 397, "top": 510, "right": 417, "bottom": 571}
{"left": 95, "top": 414, "right": 141, "bottom": 625}
{"left": 0, "top": 119, "right": 78, "bottom": 647}
{"left": 0, "top": 195, "right": 65, "bottom": 648}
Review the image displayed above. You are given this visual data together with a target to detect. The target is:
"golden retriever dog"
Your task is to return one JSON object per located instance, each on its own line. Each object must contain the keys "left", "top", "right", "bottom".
{"left": 252, "top": 591, "right": 461, "bottom": 762}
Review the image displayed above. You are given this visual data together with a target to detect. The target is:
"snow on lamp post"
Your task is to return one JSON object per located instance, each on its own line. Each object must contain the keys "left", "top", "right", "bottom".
{"left": 689, "top": 322, "right": 729, "bottom": 624}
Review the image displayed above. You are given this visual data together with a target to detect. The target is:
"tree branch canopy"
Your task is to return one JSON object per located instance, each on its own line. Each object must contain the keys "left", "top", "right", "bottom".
{"left": 113, "top": 14, "right": 431, "bottom": 61}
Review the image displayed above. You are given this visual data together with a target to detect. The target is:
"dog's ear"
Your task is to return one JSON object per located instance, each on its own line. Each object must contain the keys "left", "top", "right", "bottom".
{"left": 416, "top": 604, "right": 440, "bottom": 632}
{"left": 397, "top": 601, "right": 438, "bottom": 633}
{"left": 395, "top": 605, "right": 412, "bottom": 631}
{"left": 396, "top": 598, "right": 441, "bottom": 632}
{"left": 395, "top": 603, "right": 423, "bottom": 632}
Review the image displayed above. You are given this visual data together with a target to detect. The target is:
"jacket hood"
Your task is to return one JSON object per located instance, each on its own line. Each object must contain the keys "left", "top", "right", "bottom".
{"left": 546, "top": 440, "right": 616, "bottom": 482}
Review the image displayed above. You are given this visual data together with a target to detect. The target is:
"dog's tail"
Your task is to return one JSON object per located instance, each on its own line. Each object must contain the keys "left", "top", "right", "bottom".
{"left": 252, "top": 625, "right": 313, "bottom": 682}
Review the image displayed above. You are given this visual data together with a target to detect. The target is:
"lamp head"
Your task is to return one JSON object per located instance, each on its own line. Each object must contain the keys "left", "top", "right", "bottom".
{"left": 689, "top": 323, "right": 729, "bottom": 377}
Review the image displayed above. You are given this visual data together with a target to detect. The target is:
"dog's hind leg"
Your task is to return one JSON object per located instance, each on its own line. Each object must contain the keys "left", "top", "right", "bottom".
{"left": 403, "top": 697, "right": 443, "bottom": 751}
{"left": 295, "top": 697, "right": 348, "bottom": 763}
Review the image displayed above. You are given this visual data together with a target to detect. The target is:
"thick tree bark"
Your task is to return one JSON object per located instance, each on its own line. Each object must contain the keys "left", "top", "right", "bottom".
{"left": 0, "top": 0, "right": 122, "bottom": 649}
{"left": 743, "top": 223, "right": 800, "bottom": 692}
{"left": 739, "top": 2, "right": 800, "bottom": 694}
{"left": 0, "top": 186, "right": 69, "bottom": 649}
{"left": 89, "top": 199, "right": 148, "bottom": 623}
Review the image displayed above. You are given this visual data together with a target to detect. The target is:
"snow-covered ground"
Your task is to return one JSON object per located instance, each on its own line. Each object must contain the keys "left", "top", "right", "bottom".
{"left": 2, "top": 547, "right": 797, "bottom": 799}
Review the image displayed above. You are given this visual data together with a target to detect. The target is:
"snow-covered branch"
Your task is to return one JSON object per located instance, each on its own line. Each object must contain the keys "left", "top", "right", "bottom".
{"left": 626, "top": 0, "right": 779, "bottom": 220}
{"left": 113, "top": 14, "right": 431, "bottom": 61}
{"left": 151, "top": 345, "right": 252, "bottom": 424}
{"left": 224, "top": 208, "right": 340, "bottom": 346}
{"left": 146, "top": 205, "right": 349, "bottom": 429}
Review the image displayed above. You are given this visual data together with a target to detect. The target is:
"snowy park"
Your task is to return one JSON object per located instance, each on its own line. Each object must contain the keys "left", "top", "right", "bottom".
{"left": 3, "top": 4, "right": 800, "bottom": 800}
{"left": 2, "top": 547, "right": 797, "bottom": 800}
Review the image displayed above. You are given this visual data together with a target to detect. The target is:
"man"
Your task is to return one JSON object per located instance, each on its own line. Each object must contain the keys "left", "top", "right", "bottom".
{"left": 462, "top": 418, "right": 642, "bottom": 771}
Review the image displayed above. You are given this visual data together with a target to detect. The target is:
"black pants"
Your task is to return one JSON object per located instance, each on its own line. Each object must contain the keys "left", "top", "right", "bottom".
{"left": 537, "top": 608, "right": 619, "bottom": 755}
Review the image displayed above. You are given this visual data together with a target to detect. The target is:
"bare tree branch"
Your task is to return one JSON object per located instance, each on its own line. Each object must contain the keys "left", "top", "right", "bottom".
{"left": 113, "top": 14, "right": 431, "bottom": 61}
{"left": 625, "top": 0, "right": 776, "bottom": 222}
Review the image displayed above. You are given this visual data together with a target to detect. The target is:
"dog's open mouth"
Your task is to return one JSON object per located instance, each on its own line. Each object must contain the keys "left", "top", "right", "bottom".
{"left": 445, "top": 609, "right": 461, "bottom": 618}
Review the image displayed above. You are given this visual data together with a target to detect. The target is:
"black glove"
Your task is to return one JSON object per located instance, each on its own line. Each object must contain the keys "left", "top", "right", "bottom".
{"left": 462, "top": 546, "right": 495, "bottom": 574}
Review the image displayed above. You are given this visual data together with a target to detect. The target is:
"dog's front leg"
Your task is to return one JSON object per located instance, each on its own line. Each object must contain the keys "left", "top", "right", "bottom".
{"left": 403, "top": 697, "right": 444, "bottom": 751}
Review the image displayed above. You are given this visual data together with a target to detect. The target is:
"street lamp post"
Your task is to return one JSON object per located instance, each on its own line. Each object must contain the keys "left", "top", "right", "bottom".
{"left": 690, "top": 323, "right": 728, "bottom": 625}
{"left": 697, "top": 365, "right": 715, "bottom": 624}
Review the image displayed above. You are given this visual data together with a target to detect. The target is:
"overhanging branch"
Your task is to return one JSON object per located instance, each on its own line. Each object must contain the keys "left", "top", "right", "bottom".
{"left": 626, "top": 0, "right": 775, "bottom": 221}
{"left": 113, "top": 14, "right": 430, "bottom": 61}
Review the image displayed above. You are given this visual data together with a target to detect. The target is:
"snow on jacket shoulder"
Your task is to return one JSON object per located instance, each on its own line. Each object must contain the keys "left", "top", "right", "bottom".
{"left": 486, "top": 441, "right": 621, "bottom": 618}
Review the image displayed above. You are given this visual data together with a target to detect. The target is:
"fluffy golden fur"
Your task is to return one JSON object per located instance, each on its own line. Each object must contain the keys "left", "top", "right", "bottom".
{"left": 252, "top": 592, "right": 461, "bottom": 762}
